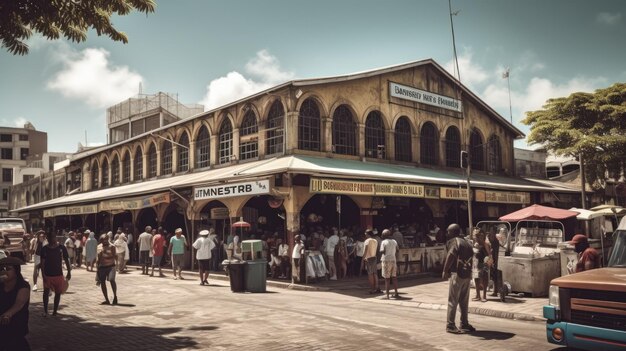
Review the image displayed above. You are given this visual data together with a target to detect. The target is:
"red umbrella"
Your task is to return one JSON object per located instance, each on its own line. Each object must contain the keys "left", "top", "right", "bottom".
{"left": 231, "top": 221, "right": 251, "bottom": 229}
{"left": 499, "top": 204, "right": 578, "bottom": 221}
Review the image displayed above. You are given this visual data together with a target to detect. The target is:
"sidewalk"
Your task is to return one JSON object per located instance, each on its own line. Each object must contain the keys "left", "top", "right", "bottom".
{"left": 127, "top": 263, "right": 547, "bottom": 322}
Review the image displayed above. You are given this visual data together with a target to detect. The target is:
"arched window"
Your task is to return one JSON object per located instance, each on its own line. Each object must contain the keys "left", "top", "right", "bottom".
{"left": 445, "top": 126, "right": 461, "bottom": 168}
{"left": 134, "top": 147, "right": 143, "bottom": 181}
{"left": 298, "top": 98, "right": 321, "bottom": 151}
{"left": 122, "top": 151, "right": 131, "bottom": 183}
{"left": 111, "top": 155, "right": 119, "bottom": 185}
{"left": 420, "top": 122, "right": 439, "bottom": 165}
{"left": 394, "top": 117, "right": 412, "bottom": 162}
{"left": 266, "top": 100, "right": 284, "bottom": 155}
{"left": 101, "top": 160, "right": 109, "bottom": 187}
{"left": 332, "top": 105, "right": 357, "bottom": 155}
{"left": 487, "top": 135, "right": 502, "bottom": 173}
{"left": 161, "top": 141, "right": 172, "bottom": 175}
{"left": 470, "top": 129, "right": 485, "bottom": 171}
{"left": 219, "top": 119, "right": 233, "bottom": 164}
{"left": 240, "top": 110, "right": 258, "bottom": 160}
{"left": 91, "top": 162, "right": 99, "bottom": 189}
{"left": 195, "top": 126, "right": 210, "bottom": 169}
{"left": 178, "top": 133, "right": 189, "bottom": 172}
{"left": 365, "top": 111, "right": 386, "bottom": 158}
{"left": 147, "top": 143, "right": 157, "bottom": 178}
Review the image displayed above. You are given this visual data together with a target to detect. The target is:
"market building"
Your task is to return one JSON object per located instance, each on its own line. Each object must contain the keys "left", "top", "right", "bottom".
{"left": 9, "top": 58, "right": 582, "bottom": 269}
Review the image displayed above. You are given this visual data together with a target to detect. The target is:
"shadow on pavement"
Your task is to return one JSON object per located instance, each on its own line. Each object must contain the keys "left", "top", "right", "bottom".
{"left": 27, "top": 302, "right": 198, "bottom": 351}
{"left": 467, "top": 330, "right": 515, "bottom": 340}
{"left": 113, "top": 303, "right": 136, "bottom": 308}
{"left": 188, "top": 326, "right": 219, "bottom": 331}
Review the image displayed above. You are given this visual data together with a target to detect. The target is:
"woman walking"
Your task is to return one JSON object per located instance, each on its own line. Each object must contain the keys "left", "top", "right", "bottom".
{"left": 471, "top": 228, "right": 492, "bottom": 302}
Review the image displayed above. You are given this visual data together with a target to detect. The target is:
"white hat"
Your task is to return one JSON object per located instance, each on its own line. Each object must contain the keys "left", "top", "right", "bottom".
{"left": 84, "top": 229, "right": 91, "bottom": 234}
{"left": 175, "top": 228, "right": 183, "bottom": 233}
{"left": 199, "top": 230, "right": 209, "bottom": 236}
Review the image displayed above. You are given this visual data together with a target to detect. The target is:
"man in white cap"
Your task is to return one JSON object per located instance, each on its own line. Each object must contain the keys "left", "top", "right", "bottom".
{"left": 168, "top": 228, "right": 188, "bottom": 280}
{"left": 193, "top": 230, "right": 216, "bottom": 285}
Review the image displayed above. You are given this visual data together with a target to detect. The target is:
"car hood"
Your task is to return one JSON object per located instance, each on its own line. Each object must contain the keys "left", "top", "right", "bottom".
{"left": 551, "top": 268, "right": 626, "bottom": 292}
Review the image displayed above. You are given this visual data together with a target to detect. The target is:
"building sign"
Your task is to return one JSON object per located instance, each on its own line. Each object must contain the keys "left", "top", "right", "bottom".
{"left": 310, "top": 178, "right": 424, "bottom": 198}
{"left": 440, "top": 187, "right": 469, "bottom": 200}
{"left": 194, "top": 180, "right": 270, "bottom": 201}
{"left": 389, "top": 82, "right": 463, "bottom": 112}
{"left": 476, "top": 190, "right": 531, "bottom": 204}
{"left": 424, "top": 186, "right": 440, "bottom": 199}
{"left": 210, "top": 207, "right": 230, "bottom": 219}
{"left": 67, "top": 204, "right": 99, "bottom": 215}
{"left": 100, "top": 192, "right": 171, "bottom": 211}
{"left": 43, "top": 207, "right": 68, "bottom": 218}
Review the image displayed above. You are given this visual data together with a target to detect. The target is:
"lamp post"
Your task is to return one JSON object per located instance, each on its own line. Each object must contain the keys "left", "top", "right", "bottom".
{"left": 502, "top": 68, "right": 513, "bottom": 123}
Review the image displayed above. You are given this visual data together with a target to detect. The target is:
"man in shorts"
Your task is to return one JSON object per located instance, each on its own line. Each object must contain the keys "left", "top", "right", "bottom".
{"left": 40, "top": 232, "right": 71, "bottom": 316}
{"left": 138, "top": 226, "right": 153, "bottom": 275}
{"left": 150, "top": 229, "right": 166, "bottom": 277}
{"left": 96, "top": 234, "right": 118, "bottom": 305}
{"left": 30, "top": 231, "right": 46, "bottom": 292}
{"left": 192, "top": 230, "right": 215, "bottom": 285}
{"left": 380, "top": 229, "right": 399, "bottom": 299}
{"left": 362, "top": 229, "right": 380, "bottom": 294}
{"left": 168, "top": 228, "right": 188, "bottom": 280}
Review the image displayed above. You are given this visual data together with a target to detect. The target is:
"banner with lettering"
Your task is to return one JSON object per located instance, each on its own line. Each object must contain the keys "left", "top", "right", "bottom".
{"left": 194, "top": 180, "right": 270, "bottom": 201}
{"left": 100, "top": 192, "right": 171, "bottom": 211}
{"left": 310, "top": 178, "right": 425, "bottom": 198}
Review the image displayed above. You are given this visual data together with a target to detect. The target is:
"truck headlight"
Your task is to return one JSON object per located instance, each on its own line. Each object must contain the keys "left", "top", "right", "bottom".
{"left": 549, "top": 285, "right": 560, "bottom": 308}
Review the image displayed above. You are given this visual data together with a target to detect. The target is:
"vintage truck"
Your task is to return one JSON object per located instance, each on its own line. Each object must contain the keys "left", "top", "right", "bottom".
{"left": 544, "top": 216, "right": 626, "bottom": 350}
{"left": 0, "top": 217, "right": 27, "bottom": 260}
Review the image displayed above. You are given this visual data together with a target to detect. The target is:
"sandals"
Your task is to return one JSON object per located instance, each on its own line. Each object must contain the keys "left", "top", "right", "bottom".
{"left": 471, "top": 297, "right": 481, "bottom": 301}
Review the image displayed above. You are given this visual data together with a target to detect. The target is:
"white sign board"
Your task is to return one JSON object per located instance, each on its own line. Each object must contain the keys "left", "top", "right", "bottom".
{"left": 389, "top": 82, "right": 462, "bottom": 112}
{"left": 194, "top": 180, "right": 270, "bottom": 200}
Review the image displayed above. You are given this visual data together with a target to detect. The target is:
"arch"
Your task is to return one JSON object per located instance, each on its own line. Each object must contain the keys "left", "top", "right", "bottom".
{"left": 420, "top": 122, "right": 439, "bottom": 165}
{"left": 111, "top": 154, "right": 120, "bottom": 185}
{"left": 218, "top": 118, "right": 233, "bottom": 164}
{"left": 239, "top": 109, "right": 259, "bottom": 160}
{"left": 266, "top": 100, "right": 284, "bottom": 155}
{"left": 122, "top": 150, "right": 131, "bottom": 183}
{"left": 445, "top": 126, "right": 461, "bottom": 168}
{"left": 101, "top": 157, "right": 109, "bottom": 187}
{"left": 298, "top": 98, "right": 321, "bottom": 151}
{"left": 147, "top": 142, "right": 157, "bottom": 178}
{"left": 394, "top": 116, "right": 412, "bottom": 162}
{"left": 332, "top": 104, "right": 357, "bottom": 155}
{"left": 134, "top": 146, "right": 143, "bottom": 181}
{"left": 195, "top": 125, "right": 210, "bottom": 169}
{"left": 177, "top": 131, "right": 190, "bottom": 172}
{"left": 487, "top": 134, "right": 502, "bottom": 173}
{"left": 161, "top": 141, "right": 173, "bottom": 175}
{"left": 91, "top": 160, "right": 100, "bottom": 189}
{"left": 470, "top": 128, "right": 485, "bottom": 171}
{"left": 365, "top": 110, "right": 386, "bottom": 158}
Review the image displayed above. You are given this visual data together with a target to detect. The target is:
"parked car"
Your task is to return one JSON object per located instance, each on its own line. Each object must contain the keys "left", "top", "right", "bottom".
{"left": 0, "top": 217, "right": 27, "bottom": 261}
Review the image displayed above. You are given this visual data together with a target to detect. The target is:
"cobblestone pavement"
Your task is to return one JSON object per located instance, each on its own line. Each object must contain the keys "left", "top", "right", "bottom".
{"left": 21, "top": 264, "right": 561, "bottom": 351}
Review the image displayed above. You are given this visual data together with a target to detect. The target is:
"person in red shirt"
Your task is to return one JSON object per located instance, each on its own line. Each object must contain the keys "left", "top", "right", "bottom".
{"left": 570, "top": 234, "right": 601, "bottom": 273}
{"left": 150, "top": 231, "right": 166, "bottom": 277}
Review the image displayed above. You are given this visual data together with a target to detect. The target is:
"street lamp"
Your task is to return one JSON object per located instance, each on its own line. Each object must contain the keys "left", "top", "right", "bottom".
{"left": 502, "top": 68, "right": 513, "bottom": 123}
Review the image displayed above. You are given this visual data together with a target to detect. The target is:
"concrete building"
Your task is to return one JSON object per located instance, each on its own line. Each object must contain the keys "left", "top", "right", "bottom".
{"left": 514, "top": 147, "right": 547, "bottom": 179}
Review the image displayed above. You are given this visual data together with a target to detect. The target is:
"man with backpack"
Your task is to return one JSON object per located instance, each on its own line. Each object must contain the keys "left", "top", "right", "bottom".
{"left": 442, "top": 223, "right": 475, "bottom": 334}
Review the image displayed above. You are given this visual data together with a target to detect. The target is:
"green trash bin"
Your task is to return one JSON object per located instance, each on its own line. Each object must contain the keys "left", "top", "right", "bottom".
{"left": 244, "top": 259, "right": 267, "bottom": 293}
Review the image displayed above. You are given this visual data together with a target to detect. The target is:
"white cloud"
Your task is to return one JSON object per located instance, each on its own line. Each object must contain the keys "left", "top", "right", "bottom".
{"left": 47, "top": 47, "right": 144, "bottom": 108}
{"left": 444, "top": 50, "right": 489, "bottom": 89}
{"left": 0, "top": 117, "right": 28, "bottom": 128}
{"left": 199, "top": 50, "right": 295, "bottom": 110}
{"left": 597, "top": 12, "right": 622, "bottom": 25}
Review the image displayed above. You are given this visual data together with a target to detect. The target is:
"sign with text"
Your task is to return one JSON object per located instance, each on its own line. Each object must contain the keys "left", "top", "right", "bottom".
{"left": 440, "top": 187, "right": 470, "bottom": 200}
{"left": 424, "top": 186, "right": 440, "bottom": 199}
{"left": 67, "top": 204, "right": 99, "bottom": 215}
{"left": 194, "top": 180, "right": 270, "bottom": 201}
{"left": 476, "top": 190, "right": 531, "bottom": 204}
{"left": 43, "top": 207, "right": 68, "bottom": 218}
{"left": 100, "top": 192, "right": 170, "bottom": 211}
{"left": 389, "top": 82, "right": 462, "bottom": 112}
{"left": 310, "top": 178, "right": 424, "bottom": 198}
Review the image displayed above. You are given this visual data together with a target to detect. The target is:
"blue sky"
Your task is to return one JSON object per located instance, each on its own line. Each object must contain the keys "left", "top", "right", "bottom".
{"left": 0, "top": 0, "right": 624, "bottom": 152}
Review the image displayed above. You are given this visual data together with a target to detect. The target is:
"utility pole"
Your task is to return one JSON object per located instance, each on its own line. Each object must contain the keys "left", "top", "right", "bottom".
{"left": 580, "top": 154, "right": 587, "bottom": 209}
{"left": 503, "top": 68, "right": 513, "bottom": 123}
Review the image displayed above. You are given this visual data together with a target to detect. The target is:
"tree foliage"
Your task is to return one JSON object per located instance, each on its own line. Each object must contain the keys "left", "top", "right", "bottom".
{"left": 0, "top": 0, "right": 156, "bottom": 55}
{"left": 523, "top": 83, "right": 626, "bottom": 189}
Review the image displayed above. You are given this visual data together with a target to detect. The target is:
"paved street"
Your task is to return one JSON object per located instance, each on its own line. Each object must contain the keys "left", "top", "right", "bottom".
{"left": 22, "top": 264, "right": 563, "bottom": 351}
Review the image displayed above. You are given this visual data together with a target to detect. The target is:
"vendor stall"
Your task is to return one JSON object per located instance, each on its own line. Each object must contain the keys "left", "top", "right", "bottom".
{"left": 397, "top": 246, "right": 445, "bottom": 275}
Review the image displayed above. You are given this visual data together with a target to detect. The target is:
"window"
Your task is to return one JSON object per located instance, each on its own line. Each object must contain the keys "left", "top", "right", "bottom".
{"left": 195, "top": 126, "right": 210, "bottom": 169}
{"left": 134, "top": 148, "right": 143, "bottom": 181}
{"left": 19, "top": 134, "right": 28, "bottom": 141}
{"left": 487, "top": 135, "right": 502, "bottom": 173}
{"left": 101, "top": 160, "right": 109, "bottom": 187}
{"left": 394, "top": 117, "right": 412, "bottom": 162}
{"left": 91, "top": 162, "right": 99, "bottom": 189}
{"left": 2, "top": 189, "right": 7, "bottom": 201}
{"left": 178, "top": 133, "right": 189, "bottom": 172}
{"left": 445, "top": 126, "right": 461, "bottom": 168}
{"left": 161, "top": 142, "right": 172, "bottom": 175}
{"left": 240, "top": 110, "right": 258, "bottom": 160}
{"left": 266, "top": 100, "right": 284, "bottom": 155}
{"left": 0, "top": 134, "right": 11, "bottom": 142}
{"left": 298, "top": 99, "right": 321, "bottom": 151}
{"left": 122, "top": 152, "right": 131, "bottom": 183}
{"left": 365, "top": 111, "right": 386, "bottom": 158}
{"left": 1, "top": 148, "right": 12, "bottom": 160}
{"left": 111, "top": 156, "right": 119, "bottom": 185}
{"left": 420, "top": 122, "right": 439, "bottom": 165}
{"left": 147, "top": 143, "right": 157, "bottom": 178}
{"left": 470, "top": 129, "right": 485, "bottom": 171}
{"left": 332, "top": 105, "right": 357, "bottom": 155}
{"left": 218, "top": 119, "right": 233, "bottom": 164}
{"left": 20, "top": 148, "right": 28, "bottom": 160}
{"left": 2, "top": 168, "right": 12, "bottom": 183}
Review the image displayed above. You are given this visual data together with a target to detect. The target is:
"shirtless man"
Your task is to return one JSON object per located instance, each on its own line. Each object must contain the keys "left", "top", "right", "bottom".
{"left": 96, "top": 234, "right": 118, "bottom": 305}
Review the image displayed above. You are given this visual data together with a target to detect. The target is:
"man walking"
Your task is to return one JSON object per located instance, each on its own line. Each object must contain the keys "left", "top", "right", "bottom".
{"left": 40, "top": 232, "right": 71, "bottom": 316}
{"left": 362, "top": 229, "right": 380, "bottom": 294}
{"left": 325, "top": 228, "right": 339, "bottom": 280}
{"left": 442, "top": 223, "right": 475, "bottom": 334}
{"left": 138, "top": 226, "right": 153, "bottom": 275}
{"left": 380, "top": 229, "right": 399, "bottom": 299}
{"left": 192, "top": 230, "right": 215, "bottom": 285}
{"left": 150, "top": 229, "right": 166, "bottom": 277}
{"left": 168, "top": 228, "right": 188, "bottom": 280}
{"left": 96, "top": 234, "right": 118, "bottom": 305}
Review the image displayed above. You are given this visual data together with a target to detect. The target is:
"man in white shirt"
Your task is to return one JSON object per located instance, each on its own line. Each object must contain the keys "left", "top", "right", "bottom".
{"left": 380, "top": 229, "right": 399, "bottom": 299}
{"left": 278, "top": 239, "right": 290, "bottom": 278}
{"left": 138, "top": 226, "right": 153, "bottom": 275}
{"left": 326, "top": 228, "right": 339, "bottom": 280}
{"left": 362, "top": 230, "right": 380, "bottom": 294}
{"left": 291, "top": 235, "right": 304, "bottom": 283}
{"left": 192, "top": 230, "right": 216, "bottom": 285}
